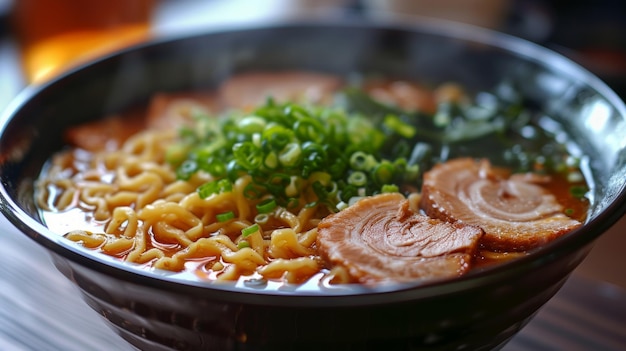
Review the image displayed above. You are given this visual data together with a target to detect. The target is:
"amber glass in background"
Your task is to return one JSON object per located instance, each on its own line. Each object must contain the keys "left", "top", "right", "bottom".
{"left": 12, "top": 0, "right": 155, "bottom": 84}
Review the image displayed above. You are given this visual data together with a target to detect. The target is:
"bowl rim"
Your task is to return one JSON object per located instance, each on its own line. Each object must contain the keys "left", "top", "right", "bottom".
{"left": 1, "top": 17, "right": 626, "bottom": 306}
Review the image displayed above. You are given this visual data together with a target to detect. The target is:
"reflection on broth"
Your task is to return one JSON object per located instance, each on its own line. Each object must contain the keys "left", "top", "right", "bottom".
{"left": 35, "top": 71, "right": 590, "bottom": 288}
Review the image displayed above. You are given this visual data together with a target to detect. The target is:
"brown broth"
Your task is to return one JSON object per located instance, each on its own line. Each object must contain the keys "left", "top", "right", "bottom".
{"left": 545, "top": 174, "right": 589, "bottom": 223}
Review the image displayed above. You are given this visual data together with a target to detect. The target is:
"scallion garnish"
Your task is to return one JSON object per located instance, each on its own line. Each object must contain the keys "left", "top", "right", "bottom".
{"left": 256, "top": 198, "right": 277, "bottom": 214}
{"left": 348, "top": 171, "right": 367, "bottom": 187}
{"left": 255, "top": 213, "right": 269, "bottom": 224}
{"left": 349, "top": 151, "right": 375, "bottom": 171}
{"left": 278, "top": 142, "right": 302, "bottom": 167}
{"left": 171, "top": 98, "right": 431, "bottom": 212}
{"left": 216, "top": 211, "right": 235, "bottom": 222}
{"left": 372, "top": 161, "right": 394, "bottom": 186}
{"left": 176, "top": 160, "right": 198, "bottom": 180}
{"left": 383, "top": 114, "right": 416, "bottom": 138}
{"left": 197, "top": 179, "right": 232, "bottom": 199}
{"left": 242, "top": 224, "right": 260, "bottom": 238}
{"left": 199, "top": 157, "right": 227, "bottom": 177}
{"left": 238, "top": 115, "right": 266, "bottom": 134}
{"left": 233, "top": 142, "right": 263, "bottom": 170}
{"left": 381, "top": 184, "right": 399, "bottom": 193}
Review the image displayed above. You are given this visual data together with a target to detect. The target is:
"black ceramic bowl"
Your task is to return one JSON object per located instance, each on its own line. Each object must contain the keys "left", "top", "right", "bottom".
{"left": 1, "top": 19, "right": 626, "bottom": 351}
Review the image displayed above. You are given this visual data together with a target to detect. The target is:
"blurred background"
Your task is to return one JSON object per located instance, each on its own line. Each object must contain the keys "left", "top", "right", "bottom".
{"left": 1, "top": 0, "right": 626, "bottom": 89}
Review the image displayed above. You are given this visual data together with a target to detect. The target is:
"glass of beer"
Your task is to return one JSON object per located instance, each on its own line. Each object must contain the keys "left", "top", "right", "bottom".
{"left": 12, "top": 0, "right": 155, "bottom": 84}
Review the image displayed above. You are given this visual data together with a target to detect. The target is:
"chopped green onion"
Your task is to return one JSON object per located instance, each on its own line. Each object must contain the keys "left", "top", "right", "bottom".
{"left": 242, "top": 224, "right": 260, "bottom": 237}
{"left": 340, "top": 185, "right": 358, "bottom": 202}
{"left": 269, "top": 173, "right": 291, "bottom": 187}
{"left": 347, "top": 117, "right": 385, "bottom": 151}
{"left": 175, "top": 94, "right": 570, "bottom": 214}
{"left": 403, "top": 164, "right": 420, "bottom": 181}
{"left": 199, "top": 158, "right": 227, "bottom": 177}
{"left": 196, "top": 137, "right": 227, "bottom": 159}
{"left": 312, "top": 181, "right": 329, "bottom": 201}
{"left": 252, "top": 133, "right": 262, "bottom": 147}
{"left": 255, "top": 213, "right": 269, "bottom": 225}
{"left": 349, "top": 151, "right": 368, "bottom": 171}
{"left": 328, "top": 159, "right": 347, "bottom": 179}
{"left": 226, "top": 159, "right": 246, "bottom": 181}
{"left": 285, "top": 176, "right": 300, "bottom": 198}
{"left": 176, "top": 160, "right": 198, "bottom": 180}
{"left": 284, "top": 103, "right": 310, "bottom": 120}
{"left": 301, "top": 142, "right": 327, "bottom": 176}
{"left": 294, "top": 117, "right": 326, "bottom": 144}
{"left": 238, "top": 115, "right": 266, "bottom": 134}
{"left": 178, "top": 125, "right": 197, "bottom": 140}
{"left": 279, "top": 142, "right": 302, "bottom": 167}
{"left": 308, "top": 171, "right": 332, "bottom": 186}
{"left": 434, "top": 102, "right": 452, "bottom": 127}
{"left": 336, "top": 201, "right": 349, "bottom": 210}
{"left": 175, "top": 100, "right": 406, "bottom": 212}
{"left": 349, "top": 151, "right": 377, "bottom": 171}
{"left": 216, "top": 211, "right": 235, "bottom": 222}
{"left": 262, "top": 124, "right": 293, "bottom": 151}
{"left": 198, "top": 179, "right": 232, "bottom": 198}
{"left": 237, "top": 240, "right": 250, "bottom": 249}
{"left": 381, "top": 184, "right": 399, "bottom": 193}
{"left": 383, "top": 114, "right": 416, "bottom": 138}
{"left": 165, "top": 143, "right": 189, "bottom": 166}
{"left": 372, "top": 161, "right": 394, "bottom": 186}
{"left": 232, "top": 142, "right": 263, "bottom": 170}
{"left": 564, "top": 208, "right": 575, "bottom": 216}
{"left": 348, "top": 171, "right": 367, "bottom": 187}
{"left": 256, "top": 198, "right": 277, "bottom": 214}
{"left": 324, "top": 181, "right": 338, "bottom": 198}
{"left": 263, "top": 152, "right": 279, "bottom": 170}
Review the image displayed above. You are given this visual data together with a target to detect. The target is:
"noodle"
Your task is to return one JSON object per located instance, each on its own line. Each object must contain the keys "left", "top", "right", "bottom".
{"left": 37, "top": 128, "right": 326, "bottom": 284}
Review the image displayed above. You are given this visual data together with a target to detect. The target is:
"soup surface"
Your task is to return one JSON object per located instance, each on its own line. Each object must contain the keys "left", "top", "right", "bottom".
{"left": 36, "top": 71, "right": 589, "bottom": 288}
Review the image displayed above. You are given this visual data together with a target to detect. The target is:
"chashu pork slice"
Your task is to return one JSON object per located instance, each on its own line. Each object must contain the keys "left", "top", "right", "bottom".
{"left": 64, "top": 113, "right": 145, "bottom": 151}
{"left": 64, "top": 92, "right": 219, "bottom": 151}
{"left": 145, "top": 92, "right": 220, "bottom": 130}
{"left": 420, "top": 158, "right": 582, "bottom": 251}
{"left": 317, "top": 192, "right": 484, "bottom": 285}
{"left": 218, "top": 71, "right": 343, "bottom": 110}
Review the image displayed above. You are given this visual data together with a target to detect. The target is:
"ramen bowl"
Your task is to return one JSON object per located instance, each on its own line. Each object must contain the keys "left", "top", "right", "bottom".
{"left": 1, "top": 19, "right": 625, "bottom": 351}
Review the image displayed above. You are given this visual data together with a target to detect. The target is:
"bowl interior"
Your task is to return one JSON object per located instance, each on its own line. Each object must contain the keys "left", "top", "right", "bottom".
{"left": 1, "top": 20, "right": 626, "bottom": 297}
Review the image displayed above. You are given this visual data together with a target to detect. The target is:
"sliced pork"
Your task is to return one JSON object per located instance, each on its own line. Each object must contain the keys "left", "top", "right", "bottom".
{"left": 145, "top": 92, "right": 219, "bottom": 130}
{"left": 64, "top": 113, "right": 145, "bottom": 151}
{"left": 363, "top": 79, "right": 438, "bottom": 114}
{"left": 317, "top": 193, "right": 484, "bottom": 285}
{"left": 64, "top": 92, "right": 218, "bottom": 151}
{"left": 420, "top": 158, "right": 582, "bottom": 251}
{"left": 218, "top": 71, "right": 343, "bottom": 110}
